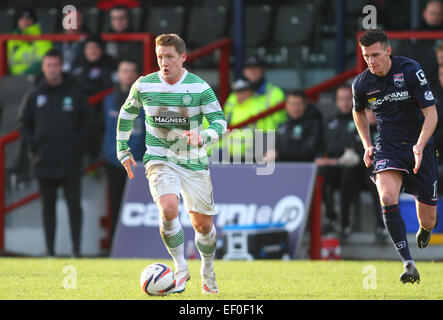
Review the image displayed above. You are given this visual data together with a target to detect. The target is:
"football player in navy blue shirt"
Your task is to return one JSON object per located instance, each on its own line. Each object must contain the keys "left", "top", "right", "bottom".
{"left": 352, "top": 30, "right": 439, "bottom": 284}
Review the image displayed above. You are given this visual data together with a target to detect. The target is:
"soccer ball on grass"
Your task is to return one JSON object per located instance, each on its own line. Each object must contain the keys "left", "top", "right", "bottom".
{"left": 140, "top": 263, "right": 176, "bottom": 296}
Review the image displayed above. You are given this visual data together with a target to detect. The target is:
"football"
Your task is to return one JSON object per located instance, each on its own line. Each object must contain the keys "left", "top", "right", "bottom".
{"left": 140, "top": 263, "right": 176, "bottom": 296}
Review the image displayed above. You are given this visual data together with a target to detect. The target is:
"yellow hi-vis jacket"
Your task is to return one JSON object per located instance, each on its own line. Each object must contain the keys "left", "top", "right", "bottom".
{"left": 7, "top": 23, "right": 53, "bottom": 75}
{"left": 205, "top": 82, "right": 286, "bottom": 158}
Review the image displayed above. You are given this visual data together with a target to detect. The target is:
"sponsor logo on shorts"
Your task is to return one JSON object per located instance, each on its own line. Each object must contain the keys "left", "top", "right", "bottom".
{"left": 375, "top": 159, "right": 388, "bottom": 171}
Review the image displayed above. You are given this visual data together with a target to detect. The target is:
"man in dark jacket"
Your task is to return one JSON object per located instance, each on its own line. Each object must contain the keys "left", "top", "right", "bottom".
{"left": 264, "top": 90, "right": 323, "bottom": 162}
{"left": 18, "top": 49, "right": 93, "bottom": 257}
{"left": 315, "top": 84, "right": 362, "bottom": 239}
{"left": 72, "top": 35, "right": 115, "bottom": 160}
{"left": 72, "top": 35, "right": 115, "bottom": 97}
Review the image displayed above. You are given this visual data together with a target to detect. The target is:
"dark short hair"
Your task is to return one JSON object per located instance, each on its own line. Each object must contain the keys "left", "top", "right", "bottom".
{"left": 43, "top": 48, "right": 63, "bottom": 62}
{"left": 287, "top": 89, "right": 306, "bottom": 100}
{"left": 110, "top": 5, "right": 130, "bottom": 15}
{"left": 359, "top": 29, "right": 389, "bottom": 48}
{"left": 118, "top": 59, "right": 139, "bottom": 72}
{"left": 84, "top": 34, "right": 104, "bottom": 49}
{"left": 336, "top": 84, "right": 352, "bottom": 92}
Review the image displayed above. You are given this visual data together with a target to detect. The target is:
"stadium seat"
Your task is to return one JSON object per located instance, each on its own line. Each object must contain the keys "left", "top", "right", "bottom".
{"left": 145, "top": 6, "right": 186, "bottom": 36}
{"left": 0, "top": 8, "right": 16, "bottom": 33}
{"left": 185, "top": 5, "right": 229, "bottom": 49}
{"left": 130, "top": 7, "right": 144, "bottom": 32}
{"left": 36, "top": 8, "right": 58, "bottom": 34}
{"left": 82, "top": 7, "right": 102, "bottom": 34}
{"left": 272, "top": 4, "right": 315, "bottom": 46}
{"left": 243, "top": 4, "right": 273, "bottom": 47}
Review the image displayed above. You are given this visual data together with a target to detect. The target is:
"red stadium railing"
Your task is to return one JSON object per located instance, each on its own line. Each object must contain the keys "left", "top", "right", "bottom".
{"left": 0, "top": 33, "right": 156, "bottom": 79}
{"left": 0, "top": 34, "right": 232, "bottom": 254}
{"left": 228, "top": 67, "right": 359, "bottom": 131}
{"left": 355, "top": 30, "right": 443, "bottom": 73}
{"left": 186, "top": 38, "right": 232, "bottom": 106}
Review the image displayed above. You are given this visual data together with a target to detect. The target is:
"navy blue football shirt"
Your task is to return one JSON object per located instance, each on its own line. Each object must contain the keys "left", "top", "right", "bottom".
{"left": 352, "top": 55, "right": 435, "bottom": 145}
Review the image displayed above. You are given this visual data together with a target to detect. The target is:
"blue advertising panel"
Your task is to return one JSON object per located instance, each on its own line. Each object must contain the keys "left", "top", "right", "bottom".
{"left": 111, "top": 163, "right": 317, "bottom": 259}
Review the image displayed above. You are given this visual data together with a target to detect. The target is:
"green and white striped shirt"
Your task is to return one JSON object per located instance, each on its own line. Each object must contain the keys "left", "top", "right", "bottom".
{"left": 116, "top": 69, "right": 227, "bottom": 171}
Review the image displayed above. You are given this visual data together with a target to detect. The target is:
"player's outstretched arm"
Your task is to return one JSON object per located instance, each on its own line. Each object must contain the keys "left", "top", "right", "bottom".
{"left": 352, "top": 108, "right": 373, "bottom": 168}
{"left": 413, "top": 105, "right": 438, "bottom": 174}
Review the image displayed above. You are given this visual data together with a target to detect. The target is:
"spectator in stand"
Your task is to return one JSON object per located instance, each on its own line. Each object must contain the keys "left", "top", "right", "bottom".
{"left": 398, "top": 1, "right": 443, "bottom": 77}
{"left": 72, "top": 35, "right": 115, "bottom": 96}
{"left": 57, "top": 9, "right": 88, "bottom": 73}
{"left": 17, "top": 49, "right": 93, "bottom": 257}
{"left": 219, "top": 78, "right": 256, "bottom": 161}
{"left": 102, "top": 59, "right": 145, "bottom": 244}
{"left": 417, "top": 0, "right": 443, "bottom": 30}
{"left": 315, "top": 85, "right": 362, "bottom": 240}
{"left": 105, "top": 5, "right": 143, "bottom": 71}
{"left": 7, "top": 8, "right": 53, "bottom": 76}
{"left": 72, "top": 35, "right": 116, "bottom": 161}
{"left": 242, "top": 56, "right": 287, "bottom": 131}
{"left": 436, "top": 42, "right": 443, "bottom": 66}
{"left": 263, "top": 90, "right": 323, "bottom": 163}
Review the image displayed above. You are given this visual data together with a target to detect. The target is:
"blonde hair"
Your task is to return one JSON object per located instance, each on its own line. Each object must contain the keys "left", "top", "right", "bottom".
{"left": 155, "top": 33, "right": 186, "bottom": 55}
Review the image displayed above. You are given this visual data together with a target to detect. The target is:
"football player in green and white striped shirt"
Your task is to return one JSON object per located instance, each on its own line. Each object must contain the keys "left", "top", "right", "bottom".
{"left": 117, "top": 34, "right": 226, "bottom": 294}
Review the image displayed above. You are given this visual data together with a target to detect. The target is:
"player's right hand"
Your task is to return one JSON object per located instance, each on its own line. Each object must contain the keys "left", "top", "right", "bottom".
{"left": 363, "top": 146, "right": 374, "bottom": 168}
{"left": 122, "top": 155, "right": 137, "bottom": 179}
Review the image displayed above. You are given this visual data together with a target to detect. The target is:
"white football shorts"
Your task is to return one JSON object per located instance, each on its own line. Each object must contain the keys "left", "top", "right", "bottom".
{"left": 145, "top": 162, "right": 217, "bottom": 216}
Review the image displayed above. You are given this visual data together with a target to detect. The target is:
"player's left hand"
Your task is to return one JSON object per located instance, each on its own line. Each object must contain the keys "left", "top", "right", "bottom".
{"left": 183, "top": 130, "right": 203, "bottom": 147}
{"left": 413, "top": 144, "right": 423, "bottom": 174}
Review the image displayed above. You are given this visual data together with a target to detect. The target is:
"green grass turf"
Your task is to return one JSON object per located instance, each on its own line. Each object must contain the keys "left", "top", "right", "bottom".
{"left": 0, "top": 258, "right": 442, "bottom": 300}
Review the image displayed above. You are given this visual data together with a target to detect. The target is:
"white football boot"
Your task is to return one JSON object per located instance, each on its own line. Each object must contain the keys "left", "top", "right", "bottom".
{"left": 201, "top": 272, "right": 219, "bottom": 294}
{"left": 173, "top": 269, "right": 190, "bottom": 293}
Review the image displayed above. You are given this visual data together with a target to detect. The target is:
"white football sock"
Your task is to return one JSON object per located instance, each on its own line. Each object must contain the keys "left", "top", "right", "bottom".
{"left": 159, "top": 216, "right": 188, "bottom": 272}
{"left": 195, "top": 224, "right": 217, "bottom": 276}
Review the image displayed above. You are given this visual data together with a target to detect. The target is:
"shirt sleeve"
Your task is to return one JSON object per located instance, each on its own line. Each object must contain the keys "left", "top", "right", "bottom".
{"left": 405, "top": 63, "right": 435, "bottom": 109}
{"left": 352, "top": 78, "right": 367, "bottom": 112}
{"left": 200, "top": 85, "right": 227, "bottom": 146}
{"left": 116, "top": 77, "right": 143, "bottom": 164}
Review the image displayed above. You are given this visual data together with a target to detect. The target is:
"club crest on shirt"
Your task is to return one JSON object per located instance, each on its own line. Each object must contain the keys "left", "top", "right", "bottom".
{"left": 181, "top": 93, "right": 193, "bottom": 106}
{"left": 393, "top": 73, "right": 404, "bottom": 88}
{"left": 36, "top": 94, "right": 46, "bottom": 107}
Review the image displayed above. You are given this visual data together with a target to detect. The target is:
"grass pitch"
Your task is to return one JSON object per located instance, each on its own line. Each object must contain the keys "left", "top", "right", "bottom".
{"left": 0, "top": 258, "right": 442, "bottom": 300}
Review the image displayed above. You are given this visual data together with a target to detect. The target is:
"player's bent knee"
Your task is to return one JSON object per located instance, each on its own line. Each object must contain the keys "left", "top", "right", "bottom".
{"left": 195, "top": 223, "right": 212, "bottom": 235}
{"left": 421, "top": 215, "right": 437, "bottom": 231}
{"left": 159, "top": 205, "right": 178, "bottom": 220}
{"left": 192, "top": 219, "right": 212, "bottom": 234}
{"left": 379, "top": 193, "right": 398, "bottom": 207}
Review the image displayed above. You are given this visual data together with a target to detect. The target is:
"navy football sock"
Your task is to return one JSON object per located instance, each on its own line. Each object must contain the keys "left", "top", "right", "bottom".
{"left": 382, "top": 204, "right": 413, "bottom": 263}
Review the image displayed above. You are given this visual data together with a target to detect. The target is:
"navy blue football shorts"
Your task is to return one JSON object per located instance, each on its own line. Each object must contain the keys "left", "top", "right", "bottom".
{"left": 371, "top": 140, "right": 439, "bottom": 206}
